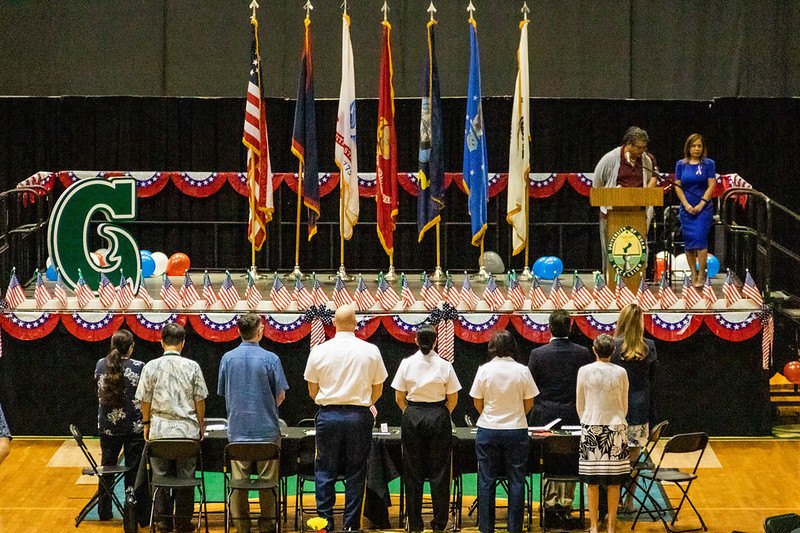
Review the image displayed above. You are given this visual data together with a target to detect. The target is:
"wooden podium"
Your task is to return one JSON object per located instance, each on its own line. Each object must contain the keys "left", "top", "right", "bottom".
{"left": 590, "top": 187, "right": 663, "bottom": 291}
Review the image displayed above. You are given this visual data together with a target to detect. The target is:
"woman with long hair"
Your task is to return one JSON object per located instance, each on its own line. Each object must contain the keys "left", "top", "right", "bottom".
{"left": 392, "top": 324, "right": 461, "bottom": 533}
{"left": 611, "top": 303, "right": 658, "bottom": 513}
{"left": 470, "top": 330, "right": 538, "bottom": 533}
{"left": 674, "top": 133, "right": 716, "bottom": 289}
{"left": 94, "top": 328, "right": 149, "bottom": 525}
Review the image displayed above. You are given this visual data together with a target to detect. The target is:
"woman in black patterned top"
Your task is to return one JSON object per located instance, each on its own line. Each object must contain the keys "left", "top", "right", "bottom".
{"left": 94, "top": 328, "right": 148, "bottom": 523}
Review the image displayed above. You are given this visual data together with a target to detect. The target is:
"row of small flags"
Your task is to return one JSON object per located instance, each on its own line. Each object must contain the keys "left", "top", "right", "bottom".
{"left": 5, "top": 267, "right": 764, "bottom": 312}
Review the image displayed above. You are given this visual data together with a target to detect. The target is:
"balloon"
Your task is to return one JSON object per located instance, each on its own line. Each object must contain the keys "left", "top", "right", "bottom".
{"left": 482, "top": 251, "right": 505, "bottom": 274}
{"left": 46, "top": 264, "right": 58, "bottom": 281}
{"left": 140, "top": 249, "right": 152, "bottom": 258}
{"left": 783, "top": 361, "right": 800, "bottom": 385}
{"left": 537, "top": 256, "right": 563, "bottom": 280}
{"left": 151, "top": 252, "right": 168, "bottom": 277}
{"left": 673, "top": 253, "right": 690, "bottom": 273}
{"left": 706, "top": 255, "right": 720, "bottom": 278}
{"left": 166, "top": 253, "right": 191, "bottom": 276}
{"left": 532, "top": 257, "right": 548, "bottom": 279}
{"left": 141, "top": 253, "right": 156, "bottom": 278}
{"left": 548, "top": 256, "right": 564, "bottom": 278}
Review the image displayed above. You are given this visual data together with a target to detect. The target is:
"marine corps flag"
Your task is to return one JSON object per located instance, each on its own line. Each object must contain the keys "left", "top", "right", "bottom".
{"left": 243, "top": 14, "right": 273, "bottom": 250}
{"left": 417, "top": 19, "right": 444, "bottom": 241}
{"left": 376, "top": 18, "right": 398, "bottom": 257}
{"left": 463, "top": 16, "right": 489, "bottom": 246}
{"left": 335, "top": 13, "right": 359, "bottom": 240}
{"left": 291, "top": 15, "right": 320, "bottom": 240}
{"left": 506, "top": 18, "right": 530, "bottom": 255}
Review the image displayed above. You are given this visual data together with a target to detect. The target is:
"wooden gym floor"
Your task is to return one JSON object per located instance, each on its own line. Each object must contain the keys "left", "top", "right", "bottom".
{"left": 0, "top": 437, "right": 798, "bottom": 533}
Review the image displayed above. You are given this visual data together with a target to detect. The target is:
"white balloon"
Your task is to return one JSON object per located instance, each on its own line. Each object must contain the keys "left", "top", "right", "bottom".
{"left": 151, "top": 252, "right": 169, "bottom": 277}
{"left": 673, "top": 253, "right": 690, "bottom": 273}
{"left": 46, "top": 256, "right": 52, "bottom": 268}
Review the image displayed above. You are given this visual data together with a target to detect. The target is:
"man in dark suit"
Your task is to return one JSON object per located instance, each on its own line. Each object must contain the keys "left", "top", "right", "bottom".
{"left": 528, "top": 309, "right": 593, "bottom": 527}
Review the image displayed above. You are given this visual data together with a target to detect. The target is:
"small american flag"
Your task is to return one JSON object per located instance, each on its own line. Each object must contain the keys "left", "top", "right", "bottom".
{"left": 682, "top": 274, "right": 702, "bottom": 309}
{"left": 137, "top": 275, "right": 154, "bottom": 308}
{"left": 742, "top": 270, "right": 763, "bottom": 306}
{"left": 202, "top": 271, "right": 218, "bottom": 309}
{"left": 354, "top": 275, "right": 376, "bottom": 311}
{"left": 636, "top": 276, "right": 658, "bottom": 311}
{"left": 483, "top": 275, "right": 507, "bottom": 311}
{"left": 421, "top": 273, "right": 442, "bottom": 311}
{"left": 529, "top": 276, "right": 547, "bottom": 310}
{"left": 333, "top": 275, "right": 354, "bottom": 309}
{"left": 461, "top": 274, "right": 479, "bottom": 311}
{"left": 180, "top": 272, "right": 200, "bottom": 307}
{"left": 160, "top": 274, "right": 181, "bottom": 309}
{"left": 722, "top": 269, "right": 741, "bottom": 307}
{"left": 702, "top": 276, "right": 717, "bottom": 307}
{"left": 294, "top": 276, "right": 314, "bottom": 310}
{"left": 5, "top": 268, "right": 26, "bottom": 309}
{"left": 617, "top": 277, "right": 636, "bottom": 308}
{"left": 444, "top": 274, "right": 461, "bottom": 308}
{"left": 310, "top": 319, "right": 326, "bottom": 348}
{"left": 369, "top": 404, "right": 378, "bottom": 418}
{"left": 593, "top": 274, "right": 615, "bottom": 310}
{"left": 549, "top": 276, "right": 569, "bottom": 309}
{"left": 762, "top": 312, "right": 774, "bottom": 370}
{"left": 219, "top": 271, "right": 240, "bottom": 310}
{"left": 34, "top": 271, "right": 51, "bottom": 309}
{"left": 54, "top": 270, "right": 68, "bottom": 307}
{"left": 270, "top": 273, "right": 292, "bottom": 311}
{"left": 437, "top": 320, "right": 455, "bottom": 362}
{"left": 658, "top": 271, "right": 678, "bottom": 309}
{"left": 571, "top": 273, "right": 593, "bottom": 310}
{"left": 75, "top": 269, "right": 95, "bottom": 308}
{"left": 246, "top": 272, "right": 262, "bottom": 309}
{"left": 312, "top": 274, "right": 329, "bottom": 306}
{"left": 506, "top": 272, "right": 525, "bottom": 310}
{"left": 98, "top": 273, "right": 116, "bottom": 308}
{"left": 401, "top": 274, "right": 417, "bottom": 310}
{"left": 117, "top": 274, "right": 135, "bottom": 309}
{"left": 377, "top": 274, "right": 400, "bottom": 311}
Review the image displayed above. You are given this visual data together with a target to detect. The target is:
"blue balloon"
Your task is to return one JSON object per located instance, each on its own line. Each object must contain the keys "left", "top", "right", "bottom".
{"left": 140, "top": 249, "right": 152, "bottom": 258}
{"left": 141, "top": 253, "right": 156, "bottom": 278}
{"left": 46, "top": 264, "right": 57, "bottom": 281}
{"left": 533, "top": 257, "right": 548, "bottom": 279}
{"left": 549, "top": 256, "right": 564, "bottom": 278}
{"left": 706, "top": 255, "right": 720, "bottom": 278}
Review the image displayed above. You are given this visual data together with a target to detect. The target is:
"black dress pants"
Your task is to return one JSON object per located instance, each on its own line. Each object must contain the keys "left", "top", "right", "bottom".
{"left": 99, "top": 433, "right": 151, "bottom": 526}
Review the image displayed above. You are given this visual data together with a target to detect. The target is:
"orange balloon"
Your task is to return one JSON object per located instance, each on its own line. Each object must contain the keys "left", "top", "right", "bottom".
{"left": 165, "top": 253, "right": 190, "bottom": 276}
{"left": 783, "top": 361, "right": 800, "bottom": 385}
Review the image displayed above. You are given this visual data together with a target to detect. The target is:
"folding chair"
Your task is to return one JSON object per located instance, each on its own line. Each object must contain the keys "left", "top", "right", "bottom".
{"left": 764, "top": 512, "right": 800, "bottom": 533}
{"left": 223, "top": 442, "right": 281, "bottom": 533}
{"left": 631, "top": 432, "right": 709, "bottom": 532}
{"left": 468, "top": 450, "right": 535, "bottom": 530}
{"left": 70, "top": 424, "right": 131, "bottom": 527}
{"left": 296, "top": 418, "right": 316, "bottom": 427}
{"left": 146, "top": 439, "right": 209, "bottom": 533}
{"left": 294, "top": 435, "right": 346, "bottom": 531}
{"left": 539, "top": 434, "right": 585, "bottom": 532}
{"left": 622, "top": 420, "right": 669, "bottom": 517}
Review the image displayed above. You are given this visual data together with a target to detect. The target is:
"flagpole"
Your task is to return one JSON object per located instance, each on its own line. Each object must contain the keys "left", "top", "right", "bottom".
{"left": 381, "top": 0, "right": 397, "bottom": 282}
{"left": 291, "top": 163, "right": 304, "bottom": 279}
{"left": 432, "top": 222, "right": 444, "bottom": 281}
{"left": 337, "top": 183, "right": 352, "bottom": 281}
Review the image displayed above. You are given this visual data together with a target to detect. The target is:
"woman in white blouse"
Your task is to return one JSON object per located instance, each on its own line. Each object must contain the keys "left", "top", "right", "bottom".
{"left": 576, "top": 333, "right": 630, "bottom": 533}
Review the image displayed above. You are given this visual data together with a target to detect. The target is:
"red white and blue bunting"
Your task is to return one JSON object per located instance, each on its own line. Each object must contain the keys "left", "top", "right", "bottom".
{"left": 0, "top": 312, "right": 60, "bottom": 340}
{"left": 510, "top": 313, "right": 552, "bottom": 343}
{"left": 355, "top": 315, "right": 382, "bottom": 340}
{"left": 62, "top": 311, "right": 126, "bottom": 341}
{"left": 262, "top": 314, "right": 310, "bottom": 344}
{"left": 644, "top": 313, "right": 704, "bottom": 342}
{"left": 126, "top": 313, "right": 187, "bottom": 342}
{"left": 574, "top": 313, "right": 619, "bottom": 340}
{"left": 189, "top": 313, "right": 241, "bottom": 342}
{"left": 381, "top": 314, "right": 430, "bottom": 343}
{"left": 703, "top": 312, "right": 762, "bottom": 342}
{"left": 454, "top": 314, "right": 510, "bottom": 343}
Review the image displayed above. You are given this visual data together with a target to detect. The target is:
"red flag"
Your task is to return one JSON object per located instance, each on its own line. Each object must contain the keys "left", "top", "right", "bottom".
{"left": 375, "top": 19, "right": 398, "bottom": 258}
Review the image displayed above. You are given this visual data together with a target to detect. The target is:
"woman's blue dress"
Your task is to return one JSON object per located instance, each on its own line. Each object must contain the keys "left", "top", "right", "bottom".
{"left": 675, "top": 158, "right": 716, "bottom": 250}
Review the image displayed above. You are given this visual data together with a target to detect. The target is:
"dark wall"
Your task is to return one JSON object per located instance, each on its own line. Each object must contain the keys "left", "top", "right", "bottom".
{"left": 1, "top": 1, "right": 799, "bottom": 99}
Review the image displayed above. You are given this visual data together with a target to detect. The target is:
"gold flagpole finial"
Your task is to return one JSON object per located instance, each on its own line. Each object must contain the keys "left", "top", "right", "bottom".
{"left": 249, "top": 0, "right": 259, "bottom": 21}
{"left": 428, "top": 1, "right": 437, "bottom": 21}
{"left": 304, "top": 1, "right": 313, "bottom": 19}
{"left": 381, "top": 1, "right": 389, "bottom": 21}
{"left": 522, "top": 1, "right": 530, "bottom": 20}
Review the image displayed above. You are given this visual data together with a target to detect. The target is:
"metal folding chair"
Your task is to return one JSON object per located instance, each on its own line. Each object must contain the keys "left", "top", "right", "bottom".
{"left": 622, "top": 420, "right": 669, "bottom": 518}
{"left": 539, "top": 434, "right": 585, "bottom": 531}
{"left": 223, "top": 442, "right": 281, "bottom": 533}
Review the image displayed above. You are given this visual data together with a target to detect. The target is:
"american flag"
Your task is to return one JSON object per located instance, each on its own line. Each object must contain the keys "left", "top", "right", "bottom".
{"left": 507, "top": 272, "right": 525, "bottom": 310}
{"left": 722, "top": 269, "right": 741, "bottom": 307}
{"left": 245, "top": 272, "right": 262, "bottom": 309}
{"left": 312, "top": 274, "right": 329, "bottom": 306}
{"left": 400, "top": 274, "right": 417, "bottom": 310}
{"left": 421, "top": 273, "right": 442, "bottom": 311}
{"left": 98, "top": 273, "right": 116, "bottom": 308}
{"left": 444, "top": 274, "right": 461, "bottom": 308}
{"left": 270, "top": 274, "right": 292, "bottom": 311}
{"left": 34, "top": 270, "right": 51, "bottom": 309}
{"left": 54, "top": 270, "right": 68, "bottom": 307}
{"left": 682, "top": 274, "right": 702, "bottom": 309}
{"left": 437, "top": 320, "right": 455, "bottom": 363}
{"left": 137, "top": 275, "right": 154, "bottom": 308}
{"left": 117, "top": 274, "right": 135, "bottom": 309}
{"left": 636, "top": 276, "right": 658, "bottom": 311}
{"left": 549, "top": 276, "right": 569, "bottom": 309}
{"left": 5, "top": 268, "right": 27, "bottom": 309}
{"left": 332, "top": 275, "right": 354, "bottom": 309}
{"left": 354, "top": 275, "right": 376, "bottom": 311}
{"left": 483, "top": 275, "right": 507, "bottom": 311}
{"left": 310, "top": 319, "right": 326, "bottom": 348}
{"left": 377, "top": 274, "right": 400, "bottom": 311}
{"left": 461, "top": 274, "right": 479, "bottom": 311}
{"left": 75, "top": 269, "right": 95, "bottom": 308}
{"left": 202, "top": 271, "right": 218, "bottom": 309}
{"left": 180, "top": 272, "right": 200, "bottom": 307}
{"left": 762, "top": 312, "right": 774, "bottom": 370}
{"left": 617, "top": 277, "right": 636, "bottom": 308}
{"left": 160, "top": 275, "right": 181, "bottom": 309}
{"left": 529, "top": 276, "right": 547, "bottom": 310}
{"left": 219, "top": 271, "right": 240, "bottom": 310}
{"left": 593, "top": 274, "right": 615, "bottom": 310}
{"left": 742, "top": 270, "right": 763, "bottom": 306}
{"left": 702, "top": 276, "right": 717, "bottom": 307}
{"left": 571, "top": 273, "right": 593, "bottom": 310}
{"left": 294, "top": 276, "right": 314, "bottom": 310}
{"left": 658, "top": 271, "right": 678, "bottom": 309}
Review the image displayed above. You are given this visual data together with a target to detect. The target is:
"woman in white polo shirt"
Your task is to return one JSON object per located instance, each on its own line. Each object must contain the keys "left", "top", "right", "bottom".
{"left": 469, "top": 330, "right": 538, "bottom": 533}
{"left": 393, "top": 324, "right": 461, "bottom": 533}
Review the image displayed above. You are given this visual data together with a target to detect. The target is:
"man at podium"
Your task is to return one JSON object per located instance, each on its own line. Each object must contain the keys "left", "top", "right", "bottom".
{"left": 592, "top": 126, "right": 660, "bottom": 274}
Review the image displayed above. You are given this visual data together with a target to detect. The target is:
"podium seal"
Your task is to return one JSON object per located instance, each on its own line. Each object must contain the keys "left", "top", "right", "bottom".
{"left": 608, "top": 225, "right": 647, "bottom": 277}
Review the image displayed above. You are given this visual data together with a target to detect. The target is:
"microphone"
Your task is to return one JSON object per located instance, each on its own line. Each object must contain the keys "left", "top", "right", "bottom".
{"left": 625, "top": 151, "right": 633, "bottom": 166}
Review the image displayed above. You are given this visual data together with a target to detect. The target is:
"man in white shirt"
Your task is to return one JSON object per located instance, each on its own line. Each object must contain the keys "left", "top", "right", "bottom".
{"left": 304, "top": 304, "right": 388, "bottom": 532}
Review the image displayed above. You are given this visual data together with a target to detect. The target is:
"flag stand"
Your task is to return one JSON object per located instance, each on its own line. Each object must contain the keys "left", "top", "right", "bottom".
{"left": 385, "top": 255, "right": 397, "bottom": 281}
{"left": 290, "top": 163, "right": 306, "bottom": 280}
{"left": 472, "top": 237, "right": 490, "bottom": 280}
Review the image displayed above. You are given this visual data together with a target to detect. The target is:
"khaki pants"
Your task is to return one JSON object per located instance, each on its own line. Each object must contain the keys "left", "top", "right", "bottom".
{"left": 230, "top": 458, "right": 278, "bottom": 533}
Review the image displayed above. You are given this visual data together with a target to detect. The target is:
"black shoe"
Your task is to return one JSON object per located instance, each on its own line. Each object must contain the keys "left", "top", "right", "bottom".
{"left": 543, "top": 509, "right": 565, "bottom": 529}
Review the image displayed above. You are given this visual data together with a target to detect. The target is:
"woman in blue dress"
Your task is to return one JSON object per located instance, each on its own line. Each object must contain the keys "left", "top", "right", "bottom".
{"left": 675, "top": 133, "right": 716, "bottom": 289}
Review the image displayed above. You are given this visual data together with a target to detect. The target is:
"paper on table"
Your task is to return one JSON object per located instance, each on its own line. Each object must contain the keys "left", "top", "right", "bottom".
{"left": 528, "top": 418, "right": 561, "bottom": 432}
{"left": 205, "top": 423, "right": 227, "bottom": 431}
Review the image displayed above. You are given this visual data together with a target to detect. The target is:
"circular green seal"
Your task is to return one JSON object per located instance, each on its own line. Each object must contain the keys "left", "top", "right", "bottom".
{"left": 607, "top": 225, "right": 647, "bottom": 277}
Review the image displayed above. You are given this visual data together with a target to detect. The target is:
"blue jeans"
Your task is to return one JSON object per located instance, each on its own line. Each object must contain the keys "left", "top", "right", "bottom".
{"left": 314, "top": 406, "right": 373, "bottom": 531}
{"left": 475, "top": 428, "right": 530, "bottom": 533}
